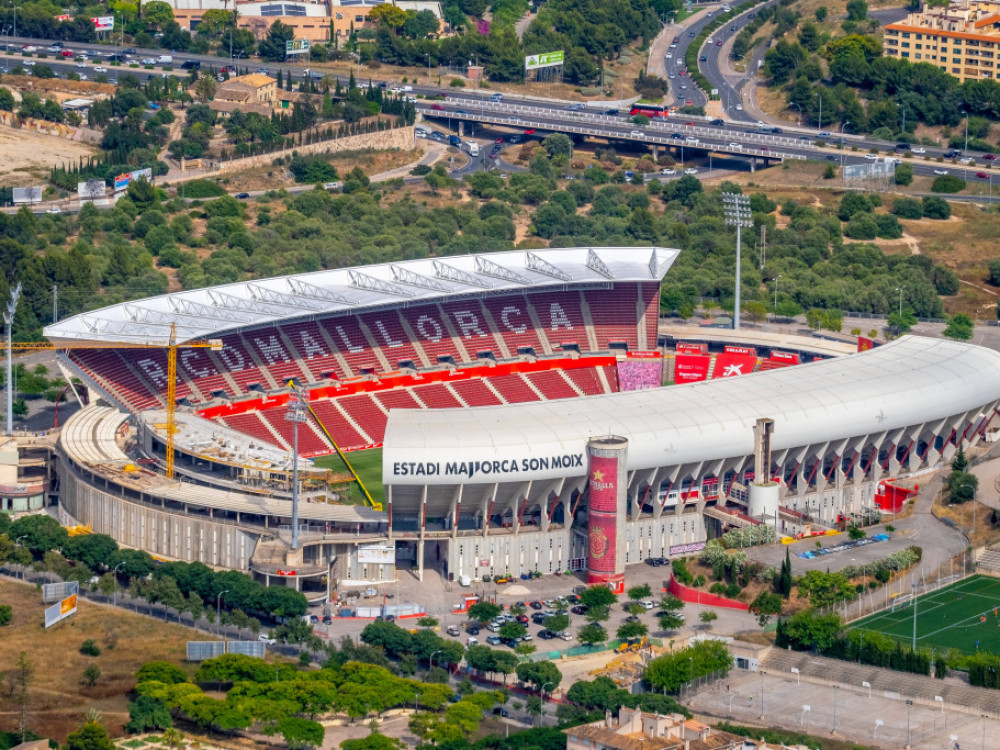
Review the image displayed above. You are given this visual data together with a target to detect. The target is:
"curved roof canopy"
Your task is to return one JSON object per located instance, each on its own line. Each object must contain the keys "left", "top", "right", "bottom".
{"left": 43, "top": 247, "right": 678, "bottom": 346}
{"left": 382, "top": 336, "right": 1000, "bottom": 485}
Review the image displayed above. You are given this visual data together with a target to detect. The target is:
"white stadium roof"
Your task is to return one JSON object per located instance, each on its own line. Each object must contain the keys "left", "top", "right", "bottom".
{"left": 43, "top": 247, "right": 679, "bottom": 346}
{"left": 382, "top": 336, "right": 1000, "bottom": 486}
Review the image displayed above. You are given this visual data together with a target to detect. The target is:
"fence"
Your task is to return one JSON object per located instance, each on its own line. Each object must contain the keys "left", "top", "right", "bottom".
{"left": 677, "top": 668, "right": 732, "bottom": 700}
{"left": 813, "top": 549, "right": 974, "bottom": 624}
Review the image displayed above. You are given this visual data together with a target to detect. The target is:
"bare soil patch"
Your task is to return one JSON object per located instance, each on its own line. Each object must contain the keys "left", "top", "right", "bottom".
{"left": 0, "top": 578, "right": 219, "bottom": 743}
{"left": 0, "top": 125, "right": 97, "bottom": 186}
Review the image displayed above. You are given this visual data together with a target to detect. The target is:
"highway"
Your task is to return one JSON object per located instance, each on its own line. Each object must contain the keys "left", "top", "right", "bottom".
{"left": 8, "top": 28, "right": 1000, "bottom": 185}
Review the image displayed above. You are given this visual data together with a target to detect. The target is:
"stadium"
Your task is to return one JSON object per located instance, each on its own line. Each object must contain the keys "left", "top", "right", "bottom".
{"left": 41, "top": 246, "right": 1000, "bottom": 603}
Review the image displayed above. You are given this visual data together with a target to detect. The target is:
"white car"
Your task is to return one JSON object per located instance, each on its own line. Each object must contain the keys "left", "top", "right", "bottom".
{"left": 22, "top": 45, "right": 37, "bottom": 53}
{"left": 729, "top": 142, "right": 743, "bottom": 149}
{"left": 661, "top": 168, "right": 676, "bottom": 175}
{"left": 22, "top": 60, "right": 34, "bottom": 67}
{"left": 258, "top": 635, "right": 277, "bottom": 645}
{"left": 76, "top": 61, "right": 86, "bottom": 68}
{"left": 630, "top": 130, "right": 645, "bottom": 137}
{"left": 933, "top": 168, "right": 949, "bottom": 175}
{"left": 736, "top": 104, "right": 744, "bottom": 111}
{"left": 864, "top": 153, "right": 878, "bottom": 160}
{"left": 557, "top": 631, "right": 573, "bottom": 641}
{"left": 640, "top": 600, "right": 655, "bottom": 610}
{"left": 959, "top": 157, "right": 975, "bottom": 165}
{"left": 911, "top": 147, "right": 926, "bottom": 154}
{"left": 683, "top": 168, "right": 699, "bottom": 175}
{"left": 45, "top": 207, "right": 62, "bottom": 214}
{"left": 666, "top": 53, "right": 673, "bottom": 59}
{"left": 142, "top": 58, "right": 155, "bottom": 65}
{"left": 94, "top": 66, "right": 107, "bottom": 72}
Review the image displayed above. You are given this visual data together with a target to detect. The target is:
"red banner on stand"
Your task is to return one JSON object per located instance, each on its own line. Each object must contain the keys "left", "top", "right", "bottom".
{"left": 674, "top": 354, "right": 710, "bottom": 383}
{"left": 711, "top": 353, "right": 757, "bottom": 379}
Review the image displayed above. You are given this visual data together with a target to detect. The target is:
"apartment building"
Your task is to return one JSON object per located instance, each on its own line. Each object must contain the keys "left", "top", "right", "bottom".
{"left": 883, "top": 1, "right": 1000, "bottom": 82}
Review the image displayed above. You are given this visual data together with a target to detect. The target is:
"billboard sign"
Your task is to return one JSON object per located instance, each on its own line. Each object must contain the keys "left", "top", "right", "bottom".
{"left": 857, "top": 336, "right": 874, "bottom": 352}
{"left": 44, "top": 592, "right": 78, "bottom": 628}
{"left": 669, "top": 541, "right": 706, "bottom": 556}
{"left": 114, "top": 167, "right": 153, "bottom": 192}
{"left": 227, "top": 641, "right": 267, "bottom": 657}
{"left": 711, "top": 353, "right": 756, "bottom": 379}
{"left": 586, "top": 451, "right": 623, "bottom": 591}
{"left": 12, "top": 186, "right": 43, "bottom": 204}
{"left": 91, "top": 15, "right": 114, "bottom": 31}
{"left": 675, "top": 342, "right": 707, "bottom": 355}
{"left": 78, "top": 179, "right": 106, "bottom": 202}
{"left": 285, "top": 39, "right": 310, "bottom": 56}
{"left": 674, "top": 354, "right": 710, "bottom": 383}
{"left": 55, "top": 14, "right": 71, "bottom": 21}
{"left": 525, "top": 50, "right": 564, "bottom": 71}
{"left": 724, "top": 345, "right": 756, "bottom": 357}
{"left": 358, "top": 545, "right": 396, "bottom": 565}
{"left": 770, "top": 349, "right": 800, "bottom": 364}
{"left": 43, "top": 580, "right": 79, "bottom": 604}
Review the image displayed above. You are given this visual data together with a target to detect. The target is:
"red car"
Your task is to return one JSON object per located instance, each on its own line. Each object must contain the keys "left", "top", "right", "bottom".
{"left": 977, "top": 171, "right": 990, "bottom": 179}
{"left": 685, "top": 99, "right": 693, "bottom": 105}
{"left": 60, "top": 50, "right": 74, "bottom": 57}
{"left": 685, "top": 121, "right": 695, "bottom": 126}
{"left": 495, "top": 137, "right": 504, "bottom": 144}
{"left": 524, "top": 128, "right": 535, "bottom": 135}
{"left": 679, "top": 70, "right": 686, "bottom": 76}
{"left": 430, "top": 103, "right": 444, "bottom": 110}
{"left": 984, "top": 154, "right": 997, "bottom": 161}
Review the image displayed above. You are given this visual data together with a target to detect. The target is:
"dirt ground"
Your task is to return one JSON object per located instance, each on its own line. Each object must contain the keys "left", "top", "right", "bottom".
{"left": 0, "top": 125, "right": 97, "bottom": 187}
{"left": 0, "top": 578, "right": 218, "bottom": 743}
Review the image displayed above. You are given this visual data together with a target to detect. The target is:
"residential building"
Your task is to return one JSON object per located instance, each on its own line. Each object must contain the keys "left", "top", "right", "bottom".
{"left": 564, "top": 708, "right": 745, "bottom": 750}
{"left": 883, "top": 1, "right": 1000, "bottom": 82}
{"left": 208, "top": 73, "right": 278, "bottom": 116}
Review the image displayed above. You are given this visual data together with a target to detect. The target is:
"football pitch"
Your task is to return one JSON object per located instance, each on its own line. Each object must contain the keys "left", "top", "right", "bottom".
{"left": 851, "top": 574, "right": 1000, "bottom": 655}
{"left": 313, "top": 447, "right": 385, "bottom": 505}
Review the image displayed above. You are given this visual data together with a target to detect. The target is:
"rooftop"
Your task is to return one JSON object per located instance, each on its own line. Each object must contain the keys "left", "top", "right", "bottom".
{"left": 44, "top": 247, "right": 678, "bottom": 346}
{"left": 228, "top": 73, "right": 277, "bottom": 88}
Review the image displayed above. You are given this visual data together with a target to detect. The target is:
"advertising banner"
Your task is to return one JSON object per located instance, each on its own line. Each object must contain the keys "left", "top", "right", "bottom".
{"left": 675, "top": 342, "right": 707, "bottom": 355}
{"left": 711, "top": 353, "right": 756, "bottom": 379}
{"left": 674, "top": 354, "right": 710, "bottom": 383}
{"left": 42, "top": 580, "right": 79, "bottom": 604}
{"left": 524, "top": 50, "right": 564, "bottom": 71}
{"left": 55, "top": 14, "right": 71, "bottom": 21}
{"left": 114, "top": 168, "right": 152, "bottom": 192}
{"left": 625, "top": 350, "right": 661, "bottom": 358}
{"left": 587, "top": 454, "right": 619, "bottom": 579}
{"left": 91, "top": 15, "right": 114, "bottom": 30}
{"left": 616, "top": 359, "right": 661, "bottom": 392}
{"left": 669, "top": 541, "right": 706, "bottom": 556}
{"left": 78, "top": 180, "right": 106, "bottom": 202}
{"left": 285, "top": 39, "right": 310, "bottom": 55}
{"left": 44, "top": 593, "right": 78, "bottom": 628}
{"left": 12, "top": 187, "right": 43, "bottom": 204}
{"left": 358, "top": 545, "right": 396, "bottom": 564}
{"left": 769, "top": 349, "right": 800, "bottom": 364}
{"left": 857, "top": 336, "right": 874, "bottom": 352}
{"left": 724, "top": 344, "right": 756, "bottom": 357}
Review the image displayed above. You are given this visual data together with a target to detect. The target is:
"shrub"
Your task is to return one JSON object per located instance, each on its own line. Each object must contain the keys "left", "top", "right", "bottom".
{"left": 894, "top": 162, "right": 913, "bottom": 185}
{"left": 891, "top": 197, "right": 923, "bottom": 219}
{"left": 875, "top": 213, "right": 903, "bottom": 239}
{"left": 931, "top": 174, "right": 966, "bottom": 193}
{"left": 180, "top": 179, "right": 227, "bottom": 198}
{"left": 922, "top": 195, "right": 951, "bottom": 219}
{"left": 845, "top": 212, "right": 878, "bottom": 240}
{"left": 80, "top": 639, "right": 101, "bottom": 656}
{"left": 0, "top": 604, "right": 11, "bottom": 626}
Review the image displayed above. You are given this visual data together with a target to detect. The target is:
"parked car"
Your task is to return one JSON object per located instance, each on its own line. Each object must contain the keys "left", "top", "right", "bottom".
{"left": 466, "top": 624, "right": 480, "bottom": 635}
{"left": 486, "top": 635, "right": 503, "bottom": 645}
{"left": 258, "top": 634, "right": 277, "bottom": 645}
{"left": 985, "top": 154, "right": 997, "bottom": 161}
{"left": 492, "top": 707, "right": 509, "bottom": 717}
{"left": 538, "top": 629, "right": 556, "bottom": 639}
{"left": 529, "top": 600, "right": 543, "bottom": 609}
{"left": 640, "top": 600, "right": 655, "bottom": 610}
{"left": 571, "top": 605, "right": 588, "bottom": 615}
{"left": 235, "top": 192, "right": 250, "bottom": 199}
{"left": 447, "top": 625, "right": 461, "bottom": 636}
{"left": 660, "top": 168, "right": 676, "bottom": 176}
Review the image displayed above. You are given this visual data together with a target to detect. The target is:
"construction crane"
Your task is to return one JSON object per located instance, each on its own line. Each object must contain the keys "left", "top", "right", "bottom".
{"left": 3, "top": 323, "right": 222, "bottom": 479}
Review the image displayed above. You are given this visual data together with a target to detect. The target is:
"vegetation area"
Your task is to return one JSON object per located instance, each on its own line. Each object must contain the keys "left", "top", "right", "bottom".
{"left": 0, "top": 513, "right": 307, "bottom": 624}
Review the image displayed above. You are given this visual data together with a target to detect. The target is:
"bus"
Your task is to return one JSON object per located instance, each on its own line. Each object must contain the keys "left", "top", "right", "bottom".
{"left": 630, "top": 104, "right": 670, "bottom": 119}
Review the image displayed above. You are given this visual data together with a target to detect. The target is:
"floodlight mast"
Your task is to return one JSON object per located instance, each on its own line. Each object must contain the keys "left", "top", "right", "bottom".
{"left": 723, "top": 194, "right": 752, "bottom": 330}
{"left": 5, "top": 283, "right": 21, "bottom": 436}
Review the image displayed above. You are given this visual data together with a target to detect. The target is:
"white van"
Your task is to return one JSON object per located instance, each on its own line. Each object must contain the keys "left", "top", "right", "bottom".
{"left": 466, "top": 141, "right": 480, "bottom": 156}
{"left": 156, "top": 55, "right": 173, "bottom": 65}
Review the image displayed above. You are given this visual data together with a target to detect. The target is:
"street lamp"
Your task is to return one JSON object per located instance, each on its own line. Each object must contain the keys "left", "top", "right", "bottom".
{"left": 789, "top": 101, "right": 802, "bottom": 127}
{"left": 814, "top": 91, "right": 823, "bottom": 133}
{"left": 5, "top": 281, "right": 21, "bottom": 436}
{"left": 112, "top": 561, "right": 125, "bottom": 606}
{"left": 217, "top": 589, "right": 229, "bottom": 633}
{"left": 723, "top": 192, "right": 752, "bottom": 331}
{"left": 773, "top": 274, "right": 781, "bottom": 314}
{"left": 894, "top": 286, "right": 906, "bottom": 320}
{"left": 429, "top": 648, "right": 444, "bottom": 672}
{"left": 540, "top": 681, "right": 556, "bottom": 726}
{"left": 906, "top": 699, "right": 914, "bottom": 746}
{"left": 759, "top": 669, "right": 766, "bottom": 718}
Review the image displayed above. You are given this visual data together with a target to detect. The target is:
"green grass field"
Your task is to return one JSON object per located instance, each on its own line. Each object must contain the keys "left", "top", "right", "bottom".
{"left": 313, "top": 447, "right": 385, "bottom": 505}
{"left": 851, "top": 575, "right": 1000, "bottom": 655}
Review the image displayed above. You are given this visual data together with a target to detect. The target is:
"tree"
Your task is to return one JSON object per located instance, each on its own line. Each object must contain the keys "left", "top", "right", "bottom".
{"left": 578, "top": 622, "right": 608, "bottom": 646}
{"left": 109, "top": 548, "right": 155, "bottom": 580}
{"left": 195, "top": 76, "right": 218, "bottom": 102}
{"left": 10, "top": 514, "right": 68, "bottom": 554}
{"left": 542, "top": 133, "right": 573, "bottom": 159}
{"left": 467, "top": 601, "right": 502, "bottom": 624}
{"left": 887, "top": 310, "right": 918, "bottom": 334}
{"left": 62, "top": 534, "right": 119, "bottom": 572}
{"left": 82, "top": 665, "right": 102, "bottom": 688}
{"left": 579, "top": 585, "right": 616, "bottom": 609}
{"left": 341, "top": 734, "right": 405, "bottom": 750}
{"left": 259, "top": 20, "right": 294, "bottom": 61}
{"left": 657, "top": 613, "right": 685, "bottom": 631}
{"left": 743, "top": 300, "right": 769, "bottom": 324}
{"left": 0, "top": 604, "right": 11, "bottom": 626}
{"left": 749, "top": 592, "right": 783, "bottom": 628}
{"left": 644, "top": 640, "right": 733, "bottom": 693}
{"left": 949, "top": 470, "right": 979, "bottom": 503}
{"left": 127, "top": 694, "right": 173, "bottom": 733}
{"left": 65, "top": 720, "right": 115, "bottom": 750}
{"left": 659, "top": 595, "right": 684, "bottom": 612}
{"left": 498, "top": 622, "right": 527, "bottom": 642}
{"left": 699, "top": 611, "right": 718, "bottom": 630}
{"left": 616, "top": 621, "right": 648, "bottom": 640}
{"left": 516, "top": 661, "right": 562, "bottom": 692}
{"left": 943, "top": 313, "right": 974, "bottom": 341}
{"left": 544, "top": 614, "right": 570, "bottom": 633}
{"left": 627, "top": 584, "right": 652, "bottom": 602}
{"left": 267, "top": 716, "right": 324, "bottom": 749}
{"left": 922, "top": 195, "right": 952, "bottom": 219}
{"left": 952, "top": 445, "right": 969, "bottom": 473}
{"left": 846, "top": 0, "right": 868, "bottom": 21}
{"left": 370, "top": 4, "right": 407, "bottom": 28}
{"left": 11, "top": 651, "right": 33, "bottom": 741}
{"left": 931, "top": 174, "right": 966, "bottom": 193}
{"left": 894, "top": 162, "right": 913, "bottom": 186}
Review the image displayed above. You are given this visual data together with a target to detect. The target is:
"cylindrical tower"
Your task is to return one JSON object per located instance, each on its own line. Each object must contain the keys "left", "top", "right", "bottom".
{"left": 586, "top": 435, "right": 628, "bottom": 593}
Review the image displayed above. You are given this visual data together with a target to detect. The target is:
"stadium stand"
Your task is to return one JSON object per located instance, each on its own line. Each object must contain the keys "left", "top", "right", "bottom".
{"left": 486, "top": 373, "right": 541, "bottom": 403}
{"left": 308, "top": 400, "right": 372, "bottom": 449}
{"left": 564, "top": 365, "right": 615, "bottom": 396}
{"left": 319, "top": 315, "right": 382, "bottom": 376}
{"left": 396, "top": 304, "right": 460, "bottom": 364}
{"left": 529, "top": 291, "right": 589, "bottom": 350}
{"left": 258, "top": 406, "right": 330, "bottom": 457}
{"left": 221, "top": 411, "right": 282, "bottom": 449}
{"left": 410, "top": 383, "right": 463, "bottom": 408}
{"left": 449, "top": 378, "right": 504, "bottom": 407}
{"left": 526, "top": 370, "right": 580, "bottom": 400}
{"left": 338, "top": 394, "right": 390, "bottom": 441}
{"left": 278, "top": 321, "right": 349, "bottom": 381}
{"left": 70, "top": 349, "right": 162, "bottom": 410}
{"left": 481, "top": 297, "right": 545, "bottom": 354}
{"left": 243, "top": 330, "right": 304, "bottom": 387}
{"left": 374, "top": 389, "right": 422, "bottom": 412}
{"left": 360, "top": 310, "right": 428, "bottom": 370}
{"left": 586, "top": 286, "right": 642, "bottom": 351}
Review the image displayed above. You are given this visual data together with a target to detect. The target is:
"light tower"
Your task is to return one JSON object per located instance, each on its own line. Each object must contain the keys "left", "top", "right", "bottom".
{"left": 723, "top": 193, "right": 752, "bottom": 330}
{"left": 285, "top": 387, "right": 308, "bottom": 550}
{"left": 4, "top": 282, "right": 21, "bottom": 436}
